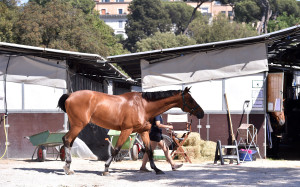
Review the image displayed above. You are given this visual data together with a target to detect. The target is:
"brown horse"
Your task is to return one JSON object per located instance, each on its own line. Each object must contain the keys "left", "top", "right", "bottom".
{"left": 58, "top": 87, "right": 204, "bottom": 175}
{"left": 269, "top": 111, "right": 285, "bottom": 126}
{"left": 269, "top": 99, "right": 286, "bottom": 128}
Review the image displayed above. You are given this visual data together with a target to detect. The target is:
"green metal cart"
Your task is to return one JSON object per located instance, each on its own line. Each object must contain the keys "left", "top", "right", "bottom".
{"left": 26, "top": 130, "right": 66, "bottom": 162}
{"left": 106, "top": 130, "right": 141, "bottom": 161}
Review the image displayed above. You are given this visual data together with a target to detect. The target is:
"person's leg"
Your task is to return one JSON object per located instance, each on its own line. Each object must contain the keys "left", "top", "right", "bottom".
{"left": 140, "top": 141, "right": 159, "bottom": 171}
{"left": 158, "top": 140, "right": 183, "bottom": 171}
{"left": 158, "top": 140, "right": 174, "bottom": 165}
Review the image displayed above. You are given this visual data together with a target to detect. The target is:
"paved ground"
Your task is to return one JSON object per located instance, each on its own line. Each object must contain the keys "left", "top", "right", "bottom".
{"left": 0, "top": 158, "right": 300, "bottom": 187}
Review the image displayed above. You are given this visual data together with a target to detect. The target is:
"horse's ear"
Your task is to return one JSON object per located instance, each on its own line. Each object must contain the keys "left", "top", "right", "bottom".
{"left": 184, "top": 87, "right": 191, "bottom": 93}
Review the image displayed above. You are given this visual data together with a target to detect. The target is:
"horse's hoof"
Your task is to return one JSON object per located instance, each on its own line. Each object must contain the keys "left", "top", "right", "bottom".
{"left": 155, "top": 170, "right": 165, "bottom": 175}
{"left": 63, "top": 165, "right": 75, "bottom": 175}
{"left": 102, "top": 172, "right": 110, "bottom": 176}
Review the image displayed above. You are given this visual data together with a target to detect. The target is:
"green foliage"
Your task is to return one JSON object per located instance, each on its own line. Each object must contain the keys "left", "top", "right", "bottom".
{"left": 164, "top": 1, "right": 200, "bottom": 35}
{"left": 29, "top": 0, "right": 96, "bottom": 14}
{"left": 268, "top": 12, "right": 300, "bottom": 32}
{"left": 135, "top": 32, "right": 196, "bottom": 52}
{"left": 219, "top": 0, "right": 300, "bottom": 25}
{"left": 13, "top": 0, "right": 127, "bottom": 57}
{"left": 234, "top": 0, "right": 261, "bottom": 23}
{"left": 125, "top": 0, "right": 172, "bottom": 52}
{"left": 0, "top": 1, "right": 19, "bottom": 42}
{"left": 68, "top": 0, "right": 96, "bottom": 14}
{"left": 219, "top": 0, "right": 237, "bottom": 5}
{"left": 274, "top": 0, "right": 300, "bottom": 17}
{"left": 1, "top": 0, "right": 19, "bottom": 7}
{"left": 189, "top": 14, "right": 257, "bottom": 44}
{"left": 28, "top": 0, "right": 49, "bottom": 6}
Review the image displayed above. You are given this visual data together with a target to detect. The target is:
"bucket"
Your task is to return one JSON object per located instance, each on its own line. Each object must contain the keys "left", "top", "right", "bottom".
{"left": 239, "top": 149, "right": 257, "bottom": 161}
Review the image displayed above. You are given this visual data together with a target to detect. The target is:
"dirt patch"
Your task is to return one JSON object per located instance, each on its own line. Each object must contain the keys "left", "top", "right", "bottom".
{"left": 1, "top": 158, "right": 300, "bottom": 186}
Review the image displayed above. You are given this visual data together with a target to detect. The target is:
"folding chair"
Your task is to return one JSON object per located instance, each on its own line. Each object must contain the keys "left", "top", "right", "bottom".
{"left": 237, "top": 124, "right": 262, "bottom": 162}
{"left": 167, "top": 114, "right": 192, "bottom": 163}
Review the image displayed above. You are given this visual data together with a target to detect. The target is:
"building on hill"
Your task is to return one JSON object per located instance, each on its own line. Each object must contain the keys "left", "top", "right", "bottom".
{"left": 94, "top": 0, "right": 232, "bottom": 39}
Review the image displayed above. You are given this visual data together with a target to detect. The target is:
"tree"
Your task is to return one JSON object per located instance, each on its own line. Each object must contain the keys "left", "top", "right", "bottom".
{"left": 219, "top": 0, "right": 300, "bottom": 34}
{"left": 14, "top": 0, "right": 127, "bottom": 57}
{"left": 164, "top": 1, "right": 201, "bottom": 35}
{"left": 182, "top": 0, "right": 213, "bottom": 35}
{"left": 219, "top": 0, "right": 239, "bottom": 19}
{"left": 189, "top": 14, "right": 257, "bottom": 44}
{"left": 125, "top": 0, "right": 172, "bottom": 52}
{"left": 28, "top": 0, "right": 49, "bottom": 6}
{"left": 29, "top": 0, "right": 96, "bottom": 14}
{"left": 256, "top": 0, "right": 272, "bottom": 34}
{"left": 234, "top": 0, "right": 261, "bottom": 23}
{"left": 0, "top": 1, "right": 19, "bottom": 42}
{"left": 135, "top": 32, "right": 196, "bottom": 52}
{"left": 273, "top": 0, "right": 300, "bottom": 17}
{"left": 69, "top": 0, "right": 95, "bottom": 14}
{"left": 268, "top": 12, "right": 300, "bottom": 32}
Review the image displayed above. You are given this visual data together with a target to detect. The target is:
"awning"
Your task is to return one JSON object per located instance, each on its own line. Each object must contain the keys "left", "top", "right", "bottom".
{"left": 0, "top": 55, "right": 66, "bottom": 88}
{"left": 141, "top": 43, "right": 268, "bottom": 88}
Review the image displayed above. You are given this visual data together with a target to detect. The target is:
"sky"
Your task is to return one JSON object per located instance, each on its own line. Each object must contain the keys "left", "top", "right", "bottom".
{"left": 19, "top": 0, "right": 28, "bottom": 5}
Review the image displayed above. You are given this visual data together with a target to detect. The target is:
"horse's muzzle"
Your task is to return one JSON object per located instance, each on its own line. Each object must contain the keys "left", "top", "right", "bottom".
{"left": 278, "top": 119, "right": 285, "bottom": 126}
{"left": 196, "top": 111, "right": 204, "bottom": 119}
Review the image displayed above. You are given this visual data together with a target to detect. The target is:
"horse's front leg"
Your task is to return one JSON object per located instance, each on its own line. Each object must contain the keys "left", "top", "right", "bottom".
{"left": 62, "top": 125, "right": 83, "bottom": 175}
{"left": 103, "top": 129, "right": 133, "bottom": 176}
{"left": 140, "top": 131, "right": 164, "bottom": 175}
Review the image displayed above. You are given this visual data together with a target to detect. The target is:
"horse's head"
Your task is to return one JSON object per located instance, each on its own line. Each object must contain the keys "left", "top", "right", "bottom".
{"left": 270, "top": 111, "right": 285, "bottom": 126}
{"left": 180, "top": 87, "right": 204, "bottom": 119}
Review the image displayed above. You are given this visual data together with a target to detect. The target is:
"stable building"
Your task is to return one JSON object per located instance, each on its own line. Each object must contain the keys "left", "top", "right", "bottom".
{"left": 0, "top": 42, "right": 136, "bottom": 158}
{"left": 108, "top": 25, "right": 300, "bottom": 159}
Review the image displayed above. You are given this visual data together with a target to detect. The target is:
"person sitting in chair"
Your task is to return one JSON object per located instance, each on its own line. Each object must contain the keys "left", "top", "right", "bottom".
{"left": 140, "top": 114, "right": 183, "bottom": 172}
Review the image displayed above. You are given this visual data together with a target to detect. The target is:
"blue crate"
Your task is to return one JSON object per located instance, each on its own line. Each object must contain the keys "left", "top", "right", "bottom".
{"left": 239, "top": 150, "right": 257, "bottom": 161}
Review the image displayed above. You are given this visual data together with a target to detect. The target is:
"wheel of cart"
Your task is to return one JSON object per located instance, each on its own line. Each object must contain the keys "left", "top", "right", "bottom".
{"left": 37, "top": 145, "right": 47, "bottom": 162}
{"left": 106, "top": 130, "right": 141, "bottom": 161}
{"left": 26, "top": 130, "right": 66, "bottom": 162}
{"left": 59, "top": 146, "right": 66, "bottom": 161}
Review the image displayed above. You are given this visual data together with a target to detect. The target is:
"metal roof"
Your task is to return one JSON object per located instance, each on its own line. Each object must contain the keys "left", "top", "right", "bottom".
{"left": 0, "top": 42, "right": 135, "bottom": 84}
{"left": 108, "top": 25, "right": 300, "bottom": 81}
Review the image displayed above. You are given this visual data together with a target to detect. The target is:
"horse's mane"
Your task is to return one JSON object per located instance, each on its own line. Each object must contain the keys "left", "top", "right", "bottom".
{"left": 141, "top": 90, "right": 181, "bottom": 101}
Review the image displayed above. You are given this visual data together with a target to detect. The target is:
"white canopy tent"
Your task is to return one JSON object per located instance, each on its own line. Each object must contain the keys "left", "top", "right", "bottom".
{"left": 0, "top": 55, "right": 67, "bottom": 89}
{"left": 141, "top": 43, "right": 268, "bottom": 89}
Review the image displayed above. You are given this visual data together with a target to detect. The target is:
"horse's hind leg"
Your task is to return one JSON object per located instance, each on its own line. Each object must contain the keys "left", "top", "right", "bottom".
{"left": 103, "top": 129, "right": 132, "bottom": 176}
{"left": 140, "top": 131, "right": 164, "bottom": 174}
{"left": 62, "top": 125, "right": 83, "bottom": 175}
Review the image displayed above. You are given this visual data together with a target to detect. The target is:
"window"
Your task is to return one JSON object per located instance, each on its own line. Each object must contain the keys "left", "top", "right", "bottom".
{"left": 118, "top": 9, "right": 123, "bottom": 14}
{"left": 101, "top": 9, "right": 106, "bottom": 15}
{"left": 215, "top": 1, "right": 221, "bottom": 5}
{"left": 118, "top": 21, "right": 123, "bottom": 28}
{"left": 201, "top": 7, "right": 209, "bottom": 13}
{"left": 116, "top": 0, "right": 124, "bottom": 2}
{"left": 102, "top": 0, "right": 110, "bottom": 2}
{"left": 228, "top": 11, "right": 233, "bottom": 17}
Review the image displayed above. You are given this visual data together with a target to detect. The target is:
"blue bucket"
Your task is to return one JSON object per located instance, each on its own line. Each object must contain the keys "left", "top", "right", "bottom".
{"left": 239, "top": 150, "right": 257, "bottom": 161}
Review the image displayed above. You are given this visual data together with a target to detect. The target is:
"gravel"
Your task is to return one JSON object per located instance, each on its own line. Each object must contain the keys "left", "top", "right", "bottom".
{"left": 1, "top": 158, "right": 300, "bottom": 187}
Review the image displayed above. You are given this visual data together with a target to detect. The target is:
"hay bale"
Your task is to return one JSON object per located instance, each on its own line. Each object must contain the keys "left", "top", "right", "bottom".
{"left": 179, "top": 145, "right": 201, "bottom": 159}
{"left": 173, "top": 132, "right": 217, "bottom": 161}
{"left": 199, "top": 140, "right": 217, "bottom": 158}
{"left": 183, "top": 132, "right": 201, "bottom": 146}
{"left": 176, "top": 132, "right": 200, "bottom": 146}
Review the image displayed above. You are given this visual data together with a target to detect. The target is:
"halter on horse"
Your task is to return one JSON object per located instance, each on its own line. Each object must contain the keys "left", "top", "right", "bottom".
{"left": 58, "top": 87, "right": 204, "bottom": 175}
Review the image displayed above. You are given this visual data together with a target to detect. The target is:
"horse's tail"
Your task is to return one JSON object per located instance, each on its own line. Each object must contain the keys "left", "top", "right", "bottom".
{"left": 58, "top": 94, "right": 69, "bottom": 113}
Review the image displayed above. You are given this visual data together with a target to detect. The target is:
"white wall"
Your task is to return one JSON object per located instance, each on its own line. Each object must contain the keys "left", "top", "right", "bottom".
{"left": 224, "top": 73, "right": 265, "bottom": 112}
{"left": 143, "top": 73, "right": 266, "bottom": 114}
{"left": 0, "top": 81, "right": 65, "bottom": 112}
{"left": 103, "top": 18, "right": 127, "bottom": 39}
